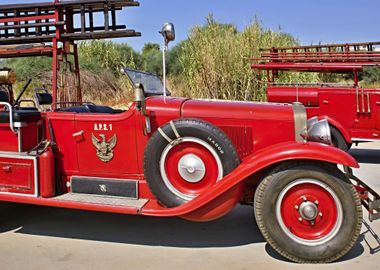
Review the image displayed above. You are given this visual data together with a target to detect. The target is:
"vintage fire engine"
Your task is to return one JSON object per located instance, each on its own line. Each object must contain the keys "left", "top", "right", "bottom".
{"left": 252, "top": 41, "right": 380, "bottom": 151}
{"left": 0, "top": 0, "right": 379, "bottom": 264}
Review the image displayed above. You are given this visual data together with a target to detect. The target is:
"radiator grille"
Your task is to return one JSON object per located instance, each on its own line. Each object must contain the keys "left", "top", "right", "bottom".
{"left": 220, "top": 126, "right": 254, "bottom": 159}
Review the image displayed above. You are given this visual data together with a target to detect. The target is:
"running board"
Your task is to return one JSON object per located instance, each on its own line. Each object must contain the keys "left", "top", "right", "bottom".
{"left": 56, "top": 193, "right": 148, "bottom": 209}
{"left": 70, "top": 176, "right": 138, "bottom": 199}
{"left": 345, "top": 167, "right": 380, "bottom": 222}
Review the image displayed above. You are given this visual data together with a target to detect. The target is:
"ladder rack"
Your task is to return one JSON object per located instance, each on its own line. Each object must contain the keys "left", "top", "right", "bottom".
{"left": 0, "top": 0, "right": 141, "bottom": 106}
{"left": 252, "top": 41, "right": 380, "bottom": 72}
{"left": 0, "top": 0, "right": 140, "bottom": 46}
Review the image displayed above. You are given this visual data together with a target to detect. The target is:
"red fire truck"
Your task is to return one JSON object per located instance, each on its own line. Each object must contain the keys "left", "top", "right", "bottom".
{"left": 252, "top": 42, "right": 380, "bottom": 151}
{"left": 0, "top": 0, "right": 378, "bottom": 263}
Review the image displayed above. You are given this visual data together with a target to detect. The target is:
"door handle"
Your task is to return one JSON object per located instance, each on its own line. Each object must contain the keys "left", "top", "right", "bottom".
{"left": 72, "top": 130, "right": 85, "bottom": 138}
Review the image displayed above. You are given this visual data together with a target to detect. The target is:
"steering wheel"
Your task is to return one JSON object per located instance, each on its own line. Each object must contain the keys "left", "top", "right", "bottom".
{"left": 12, "top": 78, "right": 32, "bottom": 109}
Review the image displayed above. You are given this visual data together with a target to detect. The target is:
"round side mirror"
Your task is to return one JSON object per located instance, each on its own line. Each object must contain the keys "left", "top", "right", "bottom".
{"left": 160, "top": 23, "right": 175, "bottom": 45}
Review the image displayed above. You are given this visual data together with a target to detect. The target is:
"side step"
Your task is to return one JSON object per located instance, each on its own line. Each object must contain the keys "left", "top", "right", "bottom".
{"left": 57, "top": 176, "right": 148, "bottom": 210}
{"left": 71, "top": 176, "right": 138, "bottom": 199}
{"left": 56, "top": 193, "right": 148, "bottom": 209}
{"left": 369, "top": 200, "right": 380, "bottom": 222}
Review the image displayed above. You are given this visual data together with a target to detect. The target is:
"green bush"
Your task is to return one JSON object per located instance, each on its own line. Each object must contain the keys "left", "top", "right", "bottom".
{"left": 3, "top": 15, "right": 355, "bottom": 103}
{"left": 78, "top": 40, "right": 141, "bottom": 74}
{"left": 178, "top": 15, "right": 316, "bottom": 101}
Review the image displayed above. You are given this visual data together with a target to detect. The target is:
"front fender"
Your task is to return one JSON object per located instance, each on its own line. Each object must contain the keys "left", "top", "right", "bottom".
{"left": 142, "top": 142, "right": 358, "bottom": 218}
{"left": 318, "top": 115, "right": 352, "bottom": 143}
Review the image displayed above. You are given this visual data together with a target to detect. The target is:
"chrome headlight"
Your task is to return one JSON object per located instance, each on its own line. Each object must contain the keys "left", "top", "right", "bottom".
{"left": 303, "top": 117, "right": 332, "bottom": 145}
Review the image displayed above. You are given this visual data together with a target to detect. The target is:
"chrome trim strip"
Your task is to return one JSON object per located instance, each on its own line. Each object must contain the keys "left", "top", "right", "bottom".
{"left": 362, "top": 88, "right": 365, "bottom": 113}
{"left": 14, "top": 122, "right": 26, "bottom": 128}
{"left": 367, "top": 92, "right": 371, "bottom": 114}
{"left": 0, "top": 151, "right": 34, "bottom": 157}
{"left": 351, "top": 138, "right": 380, "bottom": 142}
{"left": 292, "top": 103, "right": 307, "bottom": 143}
{"left": 356, "top": 86, "right": 360, "bottom": 113}
{"left": 18, "top": 128, "right": 22, "bottom": 152}
{"left": 0, "top": 101, "right": 17, "bottom": 133}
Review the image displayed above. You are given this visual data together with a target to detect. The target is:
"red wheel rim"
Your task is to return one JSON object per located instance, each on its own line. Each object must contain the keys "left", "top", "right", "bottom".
{"left": 160, "top": 138, "right": 223, "bottom": 200}
{"left": 277, "top": 180, "right": 342, "bottom": 244}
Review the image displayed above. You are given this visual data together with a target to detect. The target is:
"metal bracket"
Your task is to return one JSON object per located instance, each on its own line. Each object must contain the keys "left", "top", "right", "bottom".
{"left": 145, "top": 116, "right": 151, "bottom": 134}
{"left": 344, "top": 166, "right": 380, "bottom": 222}
{"left": 369, "top": 200, "right": 380, "bottom": 222}
{"left": 0, "top": 101, "right": 17, "bottom": 133}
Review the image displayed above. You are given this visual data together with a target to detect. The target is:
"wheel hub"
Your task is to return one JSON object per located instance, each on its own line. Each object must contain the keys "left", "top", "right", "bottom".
{"left": 298, "top": 201, "right": 318, "bottom": 221}
{"left": 178, "top": 154, "right": 206, "bottom": 183}
{"left": 276, "top": 179, "right": 343, "bottom": 245}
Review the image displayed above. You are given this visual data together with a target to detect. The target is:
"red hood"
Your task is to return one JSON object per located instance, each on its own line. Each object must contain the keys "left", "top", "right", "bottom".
{"left": 181, "top": 98, "right": 294, "bottom": 121}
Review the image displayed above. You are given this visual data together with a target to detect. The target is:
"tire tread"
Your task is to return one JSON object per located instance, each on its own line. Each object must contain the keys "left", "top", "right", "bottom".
{"left": 254, "top": 161, "right": 362, "bottom": 263}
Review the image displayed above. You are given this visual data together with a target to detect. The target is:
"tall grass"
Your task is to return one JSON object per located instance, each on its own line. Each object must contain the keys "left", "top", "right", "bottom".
{"left": 178, "top": 16, "right": 317, "bottom": 101}
{"left": 78, "top": 40, "right": 140, "bottom": 73}
{"left": 5, "top": 16, "right": 378, "bottom": 104}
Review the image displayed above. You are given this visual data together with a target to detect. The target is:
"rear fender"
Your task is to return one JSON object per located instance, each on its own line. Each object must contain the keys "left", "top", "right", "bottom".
{"left": 142, "top": 142, "right": 358, "bottom": 218}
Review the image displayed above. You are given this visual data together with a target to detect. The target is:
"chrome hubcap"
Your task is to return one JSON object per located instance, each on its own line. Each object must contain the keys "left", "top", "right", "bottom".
{"left": 160, "top": 137, "right": 224, "bottom": 201}
{"left": 299, "top": 201, "right": 318, "bottom": 221}
{"left": 178, "top": 154, "right": 206, "bottom": 183}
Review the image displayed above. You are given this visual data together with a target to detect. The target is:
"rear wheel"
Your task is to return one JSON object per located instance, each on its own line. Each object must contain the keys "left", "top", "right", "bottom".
{"left": 254, "top": 162, "right": 362, "bottom": 263}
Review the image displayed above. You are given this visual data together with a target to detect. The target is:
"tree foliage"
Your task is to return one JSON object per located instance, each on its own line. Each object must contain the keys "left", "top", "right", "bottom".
{"left": 363, "top": 67, "right": 380, "bottom": 84}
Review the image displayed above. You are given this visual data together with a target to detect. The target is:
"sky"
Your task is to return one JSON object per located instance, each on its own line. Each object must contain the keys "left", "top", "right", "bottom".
{"left": 2, "top": 0, "right": 380, "bottom": 51}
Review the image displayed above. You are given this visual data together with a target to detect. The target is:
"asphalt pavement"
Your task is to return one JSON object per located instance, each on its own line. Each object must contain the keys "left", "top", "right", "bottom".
{"left": 0, "top": 143, "right": 379, "bottom": 270}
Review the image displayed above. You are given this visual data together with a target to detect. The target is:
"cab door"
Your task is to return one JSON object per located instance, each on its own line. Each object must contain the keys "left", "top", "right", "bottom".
{"left": 47, "top": 112, "right": 79, "bottom": 173}
{"left": 74, "top": 110, "right": 140, "bottom": 176}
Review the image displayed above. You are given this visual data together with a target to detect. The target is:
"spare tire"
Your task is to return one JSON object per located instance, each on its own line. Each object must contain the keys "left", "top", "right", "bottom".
{"left": 144, "top": 118, "right": 240, "bottom": 207}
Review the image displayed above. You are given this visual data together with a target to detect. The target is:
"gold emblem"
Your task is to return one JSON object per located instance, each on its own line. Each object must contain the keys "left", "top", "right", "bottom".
{"left": 92, "top": 133, "right": 117, "bottom": 163}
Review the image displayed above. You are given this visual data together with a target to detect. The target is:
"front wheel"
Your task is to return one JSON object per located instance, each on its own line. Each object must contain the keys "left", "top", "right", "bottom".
{"left": 330, "top": 126, "right": 351, "bottom": 151}
{"left": 254, "top": 162, "right": 362, "bottom": 263}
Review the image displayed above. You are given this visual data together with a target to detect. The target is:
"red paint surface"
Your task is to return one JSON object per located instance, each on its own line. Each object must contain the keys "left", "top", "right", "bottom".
{"left": 0, "top": 157, "right": 36, "bottom": 195}
{"left": 280, "top": 182, "right": 338, "bottom": 240}
{"left": 39, "top": 147, "right": 55, "bottom": 198}
{"left": 253, "top": 41, "right": 380, "bottom": 144}
{"left": 268, "top": 86, "right": 380, "bottom": 143}
{"left": 0, "top": 93, "right": 360, "bottom": 220}
{"left": 164, "top": 141, "right": 219, "bottom": 197}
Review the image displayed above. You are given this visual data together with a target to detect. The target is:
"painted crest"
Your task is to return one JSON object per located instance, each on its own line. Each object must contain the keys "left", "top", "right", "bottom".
{"left": 92, "top": 133, "right": 117, "bottom": 162}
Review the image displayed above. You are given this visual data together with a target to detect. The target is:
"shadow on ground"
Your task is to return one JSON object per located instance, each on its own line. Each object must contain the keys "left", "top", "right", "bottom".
{"left": 266, "top": 218, "right": 380, "bottom": 263}
{"left": 265, "top": 236, "right": 365, "bottom": 263}
{"left": 0, "top": 203, "right": 262, "bottom": 248}
{"left": 2, "top": 146, "right": 379, "bottom": 261}
{"left": 0, "top": 202, "right": 373, "bottom": 263}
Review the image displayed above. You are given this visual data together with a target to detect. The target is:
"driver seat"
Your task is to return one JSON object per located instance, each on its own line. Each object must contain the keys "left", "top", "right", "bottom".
{"left": 0, "top": 90, "right": 10, "bottom": 103}
{"left": 34, "top": 88, "right": 53, "bottom": 111}
{"left": 0, "top": 89, "right": 41, "bottom": 123}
